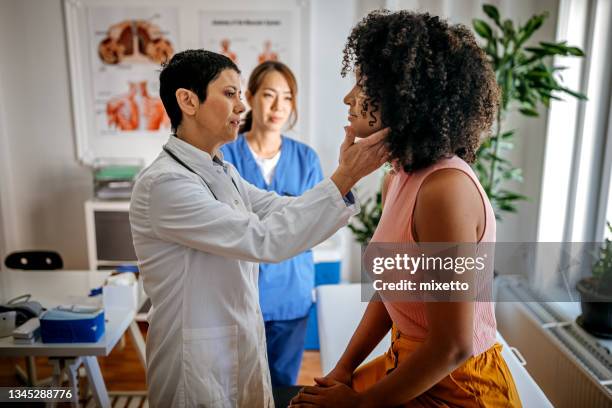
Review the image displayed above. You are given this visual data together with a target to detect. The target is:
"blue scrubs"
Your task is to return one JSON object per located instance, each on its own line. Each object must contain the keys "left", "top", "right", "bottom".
{"left": 221, "top": 134, "right": 323, "bottom": 386}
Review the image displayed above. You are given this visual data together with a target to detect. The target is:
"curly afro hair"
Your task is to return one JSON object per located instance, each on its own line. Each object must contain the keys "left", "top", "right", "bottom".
{"left": 342, "top": 10, "right": 500, "bottom": 172}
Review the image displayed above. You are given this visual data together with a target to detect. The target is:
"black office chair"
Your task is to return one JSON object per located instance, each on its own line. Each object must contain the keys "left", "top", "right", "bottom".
{"left": 4, "top": 250, "right": 63, "bottom": 270}
{"left": 4, "top": 250, "right": 64, "bottom": 386}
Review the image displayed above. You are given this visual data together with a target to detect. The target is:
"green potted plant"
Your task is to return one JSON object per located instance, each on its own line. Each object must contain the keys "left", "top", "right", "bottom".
{"left": 348, "top": 182, "right": 383, "bottom": 246}
{"left": 472, "top": 4, "right": 586, "bottom": 218}
{"left": 576, "top": 222, "right": 612, "bottom": 338}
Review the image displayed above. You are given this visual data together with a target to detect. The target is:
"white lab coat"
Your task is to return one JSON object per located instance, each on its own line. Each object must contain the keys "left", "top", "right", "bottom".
{"left": 129, "top": 136, "right": 358, "bottom": 407}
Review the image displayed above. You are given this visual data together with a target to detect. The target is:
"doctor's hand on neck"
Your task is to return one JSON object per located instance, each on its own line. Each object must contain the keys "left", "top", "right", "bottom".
{"left": 331, "top": 126, "right": 390, "bottom": 196}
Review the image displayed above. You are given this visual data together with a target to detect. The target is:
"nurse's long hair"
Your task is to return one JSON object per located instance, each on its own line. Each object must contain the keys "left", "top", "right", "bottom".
{"left": 240, "top": 61, "right": 298, "bottom": 133}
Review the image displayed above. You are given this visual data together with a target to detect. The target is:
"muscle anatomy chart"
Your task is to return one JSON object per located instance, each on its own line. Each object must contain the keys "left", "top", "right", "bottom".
{"left": 106, "top": 81, "right": 169, "bottom": 131}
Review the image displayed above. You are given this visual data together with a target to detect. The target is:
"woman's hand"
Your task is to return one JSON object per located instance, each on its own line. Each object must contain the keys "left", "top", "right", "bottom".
{"left": 318, "top": 365, "right": 353, "bottom": 387}
{"left": 331, "top": 126, "right": 390, "bottom": 196}
{"left": 289, "top": 377, "right": 363, "bottom": 408}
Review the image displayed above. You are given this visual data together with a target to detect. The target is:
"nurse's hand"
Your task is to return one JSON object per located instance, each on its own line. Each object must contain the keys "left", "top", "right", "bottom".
{"left": 289, "top": 377, "right": 363, "bottom": 408}
{"left": 331, "top": 126, "right": 390, "bottom": 196}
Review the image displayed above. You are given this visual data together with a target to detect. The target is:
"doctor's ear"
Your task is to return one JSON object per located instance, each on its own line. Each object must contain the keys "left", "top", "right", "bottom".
{"left": 175, "top": 88, "right": 200, "bottom": 116}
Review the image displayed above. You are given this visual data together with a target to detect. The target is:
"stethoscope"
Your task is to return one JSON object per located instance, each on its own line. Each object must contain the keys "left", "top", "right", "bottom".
{"left": 163, "top": 146, "right": 241, "bottom": 201}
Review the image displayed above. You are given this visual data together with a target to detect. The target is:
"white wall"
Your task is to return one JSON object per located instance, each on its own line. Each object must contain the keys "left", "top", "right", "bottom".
{"left": 0, "top": 3, "right": 10, "bottom": 266}
{"left": 0, "top": 3, "right": 9, "bottom": 302}
{"left": 0, "top": 0, "right": 91, "bottom": 268}
{"left": 0, "top": 0, "right": 560, "bottom": 273}
{"left": 308, "top": 0, "right": 388, "bottom": 281}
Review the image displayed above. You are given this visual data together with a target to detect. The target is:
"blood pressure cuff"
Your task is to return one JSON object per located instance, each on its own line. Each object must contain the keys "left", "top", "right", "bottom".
{"left": 0, "top": 295, "right": 44, "bottom": 327}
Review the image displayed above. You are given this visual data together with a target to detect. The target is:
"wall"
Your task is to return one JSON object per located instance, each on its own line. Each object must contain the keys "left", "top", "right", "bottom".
{"left": 0, "top": 0, "right": 559, "bottom": 273}
{"left": 0, "top": 2, "right": 10, "bottom": 301}
{"left": 0, "top": 0, "right": 91, "bottom": 269}
{"left": 308, "top": 0, "right": 388, "bottom": 281}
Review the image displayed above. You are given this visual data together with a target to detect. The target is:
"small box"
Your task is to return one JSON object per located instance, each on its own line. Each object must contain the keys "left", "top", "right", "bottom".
{"left": 40, "top": 309, "right": 105, "bottom": 343}
{"left": 103, "top": 283, "right": 138, "bottom": 311}
{"left": 12, "top": 318, "right": 40, "bottom": 342}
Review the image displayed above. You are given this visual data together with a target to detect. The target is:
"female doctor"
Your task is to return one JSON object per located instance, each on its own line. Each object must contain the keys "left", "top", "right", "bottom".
{"left": 221, "top": 61, "right": 321, "bottom": 387}
{"left": 129, "top": 49, "right": 390, "bottom": 408}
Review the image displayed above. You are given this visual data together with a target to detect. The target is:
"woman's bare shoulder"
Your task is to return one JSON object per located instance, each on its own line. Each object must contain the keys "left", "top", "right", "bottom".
{"left": 414, "top": 168, "right": 483, "bottom": 242}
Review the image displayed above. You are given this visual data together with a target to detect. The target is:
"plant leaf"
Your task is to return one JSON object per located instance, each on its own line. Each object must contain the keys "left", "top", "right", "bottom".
{"left": 567, "top": 46, "right": 585, "bottom": 56}
{"left": 473, "top": 19, "right": 493, "bottom": 40}
{"left": 483, "top": 4, "right": 501, "bottom": 25}
{"left": 519, "top": 107, "right": 539, "bottom": 116}
{"left": 498, "top": 202, "right": 518, "bottom": 212}
{"left": 518, "top": 14, "right": 546, "bottom": 45}
{"left": 559, "top": 86, "right": 588, "bottom": 100}
{"left": 502, "top": 19, "right": 515, "bottom": 39}
{"left": 485, "top": 40, "right": 498, "bottom": 58}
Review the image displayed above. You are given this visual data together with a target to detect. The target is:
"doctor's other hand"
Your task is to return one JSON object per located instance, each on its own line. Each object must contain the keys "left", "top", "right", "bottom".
{"left": 331, "top": 126, "right": 390, "bottom": 196}
{"left": 289, "top": 377, "right": 363, "bottom": 408}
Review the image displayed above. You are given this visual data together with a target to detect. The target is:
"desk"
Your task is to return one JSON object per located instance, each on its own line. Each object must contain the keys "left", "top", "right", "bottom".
{"left": 0, "top": 270, "right": 135, "bottom": 407}
{"left": 2, "top": 269, "right": 148, "bottom": 366}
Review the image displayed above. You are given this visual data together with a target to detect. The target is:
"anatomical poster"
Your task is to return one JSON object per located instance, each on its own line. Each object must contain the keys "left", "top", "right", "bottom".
{"left": 87, "top": 7, "right": 178, "bottom": 136}
{"left": 200, "top": 11, "right": 295, "bottom": 85}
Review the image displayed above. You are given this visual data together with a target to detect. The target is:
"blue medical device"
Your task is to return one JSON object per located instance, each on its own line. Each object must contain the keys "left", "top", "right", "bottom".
{"left": 40, "top": 308, "right": 105, "bottom": 343}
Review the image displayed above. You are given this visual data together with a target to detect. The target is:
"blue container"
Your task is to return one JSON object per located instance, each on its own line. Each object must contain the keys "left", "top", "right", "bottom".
{"left": 314, "top": 262, "right": 341, "bottom": 286}
{"left": 40, "top": 309, "right": 105, "bottom": 343}
{"left": 304, "top": 305, "right": 319, "bottom": 350}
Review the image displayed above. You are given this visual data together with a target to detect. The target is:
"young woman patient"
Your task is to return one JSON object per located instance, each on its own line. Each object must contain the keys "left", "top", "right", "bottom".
{"left": 291, "top": 10, "right": 521, "bottom": 408}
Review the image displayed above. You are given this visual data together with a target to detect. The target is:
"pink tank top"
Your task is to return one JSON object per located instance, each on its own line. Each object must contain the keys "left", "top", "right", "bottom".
{"left": 371, "top": 156, "right": 497, "bottom": 356}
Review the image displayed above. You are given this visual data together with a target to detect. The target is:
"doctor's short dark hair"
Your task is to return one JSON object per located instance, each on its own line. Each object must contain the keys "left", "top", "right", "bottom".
{"left": 159, "top": 49, "right": 240, "bottom": 132}
{"left": 342, "top": 10, "right": 500, "bottom": 172}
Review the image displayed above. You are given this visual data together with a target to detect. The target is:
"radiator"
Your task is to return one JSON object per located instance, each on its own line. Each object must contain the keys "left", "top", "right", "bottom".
{"left": 496, "top": 281, "right": 612, "bottom": 408}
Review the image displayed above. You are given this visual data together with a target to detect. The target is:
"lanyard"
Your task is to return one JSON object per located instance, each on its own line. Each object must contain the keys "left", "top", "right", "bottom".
{"left": 163, "top": 146, "right": 240, "bottom": 200}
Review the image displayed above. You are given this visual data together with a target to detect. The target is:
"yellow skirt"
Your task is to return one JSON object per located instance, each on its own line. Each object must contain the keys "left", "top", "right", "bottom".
{"left": 352, "top": 326, "right": 522, "bottom": 407}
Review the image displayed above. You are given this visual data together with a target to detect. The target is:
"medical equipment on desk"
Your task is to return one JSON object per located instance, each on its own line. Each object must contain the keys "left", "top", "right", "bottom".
{"left": 40, "top": 307, "right": 105, "bottom": 343}
{"left": 88, "top": 269, "right": 139, "bottom": 311}
{"left": 0, "top": 311, "right": 17, "bottom": 337}
{"left": 12, "top": 318, "right": 41, "bottom": 344}
{"left": 104, "top": 270, "right": 139, "bottom": 310}
{"left": 0, "top": 295, "right": 45, "bottom": 336}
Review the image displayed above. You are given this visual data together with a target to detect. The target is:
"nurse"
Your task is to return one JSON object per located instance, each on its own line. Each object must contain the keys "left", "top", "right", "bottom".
{"left": 129, "top": 49, "right": 389, "bottom": 408}
{"left": 221, "top": 61, "right": 321, "bottom": 387}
